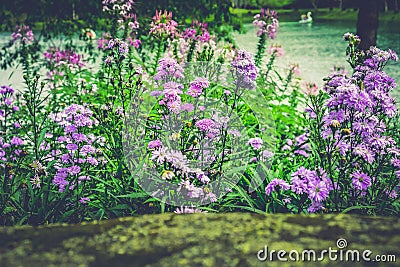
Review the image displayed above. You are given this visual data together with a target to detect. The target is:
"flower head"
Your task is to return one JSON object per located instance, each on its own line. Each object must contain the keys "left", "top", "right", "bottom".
{"left": 195, "top": 118, "right": 215, "bottom": 132}
{"left": 265, "top": 178, "right": 290, "bottom": 195}
{"left": 351, "top": 171, "right": 371, "bottom": 191}
{"left": 253, "top": 8, "right": 279, "bottom": 39}
{"left": 188, "top": 77, "right": 209, "bottom": 97}
{"left": 231, "top": 49, "right": 258, "bottom": 89}
{"left": 149, "top": 10, "right": 178, "bottom": 38}
{"left": 248, "top": 137, "right": 263, "bottom": 150}
{"left": 11, "top": 25, "right": 34, "bottom": 44}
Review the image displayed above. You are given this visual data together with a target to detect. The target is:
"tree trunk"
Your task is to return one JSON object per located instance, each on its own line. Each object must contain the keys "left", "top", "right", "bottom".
{"left": 395, "top": 0, "right": 399, "bottom": 12}
{"left": 384, "top": 0, "right": 388, "bottom": 12}
{"left": 356, "top": 0, "right": 379, "bottom": 50}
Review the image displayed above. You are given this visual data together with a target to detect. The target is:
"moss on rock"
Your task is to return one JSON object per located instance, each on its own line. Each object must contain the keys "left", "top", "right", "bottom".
{"left": 0, "top": 213, "right": 399, "bottom": 266}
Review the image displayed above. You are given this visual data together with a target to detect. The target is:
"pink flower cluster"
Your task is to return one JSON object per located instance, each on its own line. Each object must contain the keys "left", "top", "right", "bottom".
{"left": 267, "top": 44, "right": 284, "bottom": 57}
{"left": 149, "top": 10, "right": 178, "bottom": 38}
{"left": 182, "top": 21, "right": 210, "bottom": 43}
{"left": 11, "top": 25, "right": 34, "bottom": 45}
{"left": 188, "top": 77, "right": 209, "bottom": 97}
{"left": 154, "top": 57, "right": 184, "bottom": 82}
{"left": 253, "top": 8, "right": 279, "bottom": 39}
{"left": 44, "top": 47, "right": 86, "bottom": 69}
{"left": 158, "top": 81, "right": 183, "bottom": 114}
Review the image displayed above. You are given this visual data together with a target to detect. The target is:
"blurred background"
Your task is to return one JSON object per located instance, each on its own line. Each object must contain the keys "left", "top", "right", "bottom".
{"left": 1, "top": 0, "right": 399, "bottom": 94}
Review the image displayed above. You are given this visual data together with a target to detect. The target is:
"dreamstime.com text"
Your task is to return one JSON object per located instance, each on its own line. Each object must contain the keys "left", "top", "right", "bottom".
{"left": 257, "top": 238, "right": 396, "bottom": 263}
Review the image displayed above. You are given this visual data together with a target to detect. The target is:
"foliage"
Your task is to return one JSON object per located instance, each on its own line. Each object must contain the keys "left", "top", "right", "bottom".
{"left": 0, "top": 4, "right": 399, "bottom": 226}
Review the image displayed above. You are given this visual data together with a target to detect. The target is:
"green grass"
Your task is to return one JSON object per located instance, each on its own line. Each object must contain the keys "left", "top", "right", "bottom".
{"left": 231, "top": 7, "right": 400, "bottom": 24}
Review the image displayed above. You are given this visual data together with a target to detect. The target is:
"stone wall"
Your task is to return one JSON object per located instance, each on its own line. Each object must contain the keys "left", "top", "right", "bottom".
{"left": 1, "top": 213, "right": 399, "bottom": 266}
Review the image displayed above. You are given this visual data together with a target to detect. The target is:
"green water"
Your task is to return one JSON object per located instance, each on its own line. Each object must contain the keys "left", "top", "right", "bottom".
{"left": 1, "top": 20, "right": 399, "bottom": 97}
{"left": 234, "top": 21, "right": 400, "bottom": 97}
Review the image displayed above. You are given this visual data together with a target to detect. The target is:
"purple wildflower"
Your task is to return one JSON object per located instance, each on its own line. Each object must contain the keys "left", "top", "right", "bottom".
{"left": 265, "top": 178, "right": 290, "bottom": 195}
{"left": 79, "top": 197, "right": 91, "bottom": 204}
{"left": 154, "top": 58, "right": 184, "bottom": 82}
{"left": 66, "top": 143, "right": 78, "bottom": 151}
{"left": 307, "top": 202, "right": 324, "bottom": 213}
{"left": 148, "top": 140, "right": 163, "bottom": 149}
{"left": 188, "top": 77, "right": 209, "bottom": 97}
{"left": 248, "top": 137, "right": 263, "bottom": 150}
{"left": 308, "top": 180, "right": 330, "bottom": 202}
{"left": 231, "top": 49, "right": 258, "bottom": 89}
{"left": 195, "top": 118, "right": 215, "bottom": 132}
{"left": 351, "top": 171, "right": 371, "bottom": 191}
{"left": 11, "top": 137, "right": 24, "bottom": 146}
{"left": 181, "top": 103, "right": 194, "bottom": 112}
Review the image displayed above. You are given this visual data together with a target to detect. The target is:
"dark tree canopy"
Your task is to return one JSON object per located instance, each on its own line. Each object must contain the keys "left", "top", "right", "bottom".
{"left": 0, "top": 0, "right": 235, "bottom": 32}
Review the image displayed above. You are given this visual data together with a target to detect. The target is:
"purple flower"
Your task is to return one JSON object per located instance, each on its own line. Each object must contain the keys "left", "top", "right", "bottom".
{"left": 68, "top": 165, "right": 81, "bottom": 175}
{"left": 0, "top": 85, "right": 14, "bottom": 94}
{"left": 197, "top": 173, "right": 210, "bottom": 184}
{"left": 195, "top": 118, "right": 215, "bottom": 132}
{"left": 188, "top": 77, "right": 209, "bottom": 97}
{"left": 148, "top": 139, "right": 162, "bottom": 149}
{"left": 224, "top": 90, "right": 232, "bottom": 95}
{"left": 72, "top": 133, "right": 88, "bottom": 143}
{"left": 295, "top": 150, "right": 310, "bottom": 157}
{"left": 11, "top": 136, "right": 24, "bottom": 146}
{"left": 391, "top": 158, "right": 400, "bottom": 168}
{"left": 181, "top": 103, "right": 194, "bottom": 112}
{"left": 11, "top": 25, "right": 34, "bottom": 44}
{"left": 154, "top": 57, "right": 184, "bottom": 82}
{"left": 66, "top": 143, "right": 78, "bottom": 151}
{"left": 308, "top": 180, "right": 330, "bottom": 202}
{"left": 353, "top": 144, "right": 375, "bottom": 164}
{"left": 351, "top": 171, "right": 371, "bottom": 191}
{"left": 79, "top": 197, "right": 90, "bottom": 204}
{"left": 290, "top": 167, "right": 332, "bottom": 198}
{"left": 231, "top": 49, "right": 258, "bottom": 89}
{"left": 105, "top": 56, "right": 113, "bottom": 64}
{"left": 248, "top": 137, "right": 263, "bottom": 150}
{"left": 343, "top": 32, "right": 360, "bottom": 45}
{"left": 80, "top": 144, "right": 96, "bottom": 155}
{"left": 265, "top": 178, "right": 290, "bottom": 195}
{"left": 64, "top": 125, "right": 77, "bottom": 133}
{"left": 79, "top": 175, "right": 91, "bottom": 181}
{"left": 253, "top": 8, "right": 279, "bottom": 39}
{"left": 307, "top": 202, "right": 324, "bottom": 213}
{"left": 118, "top": 40, "right": 129, "bottom": 54}
{"left": 86, "top": 156, "right": 99, "bottom": 165}
{"left": 163, "top": 81, "right": 183, "bottom": 101}
{"left": 53, "top": 169, "right": 69, "bottom": 192}
{"left": 150, "top": 90, "right": 163, "bottom": 97}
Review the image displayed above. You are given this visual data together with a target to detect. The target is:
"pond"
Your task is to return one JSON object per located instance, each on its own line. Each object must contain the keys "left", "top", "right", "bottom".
{"left": 234, "top": 20, "right": 400, "bottom": 97}
{"left": 1, "top": 20, "right": 399, "bottom": 97}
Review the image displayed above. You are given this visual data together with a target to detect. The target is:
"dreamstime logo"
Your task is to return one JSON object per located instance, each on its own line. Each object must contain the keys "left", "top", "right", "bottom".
{"left": 122, "top": 61, "right": 276, "bottom": 207}
{"left": 257, "top": 238, "right": 397, "bottom": 263}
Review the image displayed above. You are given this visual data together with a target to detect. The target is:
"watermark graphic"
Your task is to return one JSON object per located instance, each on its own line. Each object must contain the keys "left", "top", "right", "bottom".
{"left": 122, "top": 61, "right": 276, "bottom": 207}
{"left": 257, "top": 238, "right": 396, "bottom": 263}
